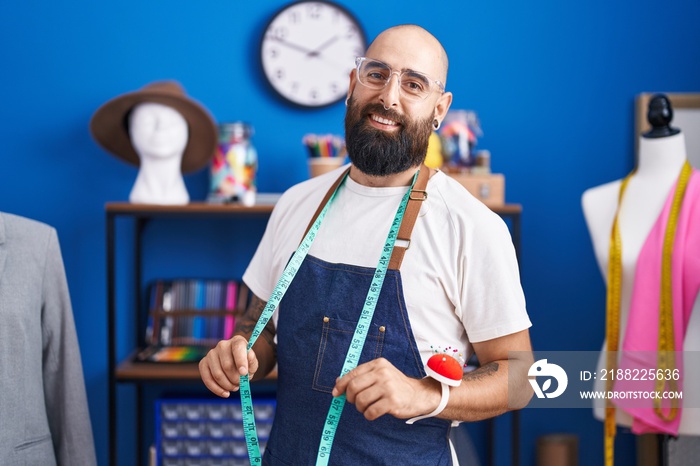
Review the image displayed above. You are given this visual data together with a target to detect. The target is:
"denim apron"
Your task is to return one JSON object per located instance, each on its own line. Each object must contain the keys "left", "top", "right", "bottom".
{"left": 262, "top": 166, "right": 454, "bottom": 465}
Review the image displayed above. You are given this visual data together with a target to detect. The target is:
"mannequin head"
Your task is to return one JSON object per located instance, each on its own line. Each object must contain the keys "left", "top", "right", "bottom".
{"left": 129, "top": 102, "right": 188, "bottom": 161}
{"left": 643, "top": 94, "right": 681, "bottom": 139}
{"left": 91, "top": 80, "right": 217, "bottom": 204}
{"left": 127, "top": 102, "right": 190, "bottom": 204}
{"left": 91, "top": 80, "right": 217, "bottom": 173}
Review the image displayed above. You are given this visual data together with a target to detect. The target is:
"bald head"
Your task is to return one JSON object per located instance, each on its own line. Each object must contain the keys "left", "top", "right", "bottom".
{"left": 366, "top": 25, "right": 449, "bottom": 86}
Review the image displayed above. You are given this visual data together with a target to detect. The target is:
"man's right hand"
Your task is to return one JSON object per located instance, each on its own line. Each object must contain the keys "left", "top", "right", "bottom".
{"left": 199, "top": 335, "right": 260, "bottom": 398}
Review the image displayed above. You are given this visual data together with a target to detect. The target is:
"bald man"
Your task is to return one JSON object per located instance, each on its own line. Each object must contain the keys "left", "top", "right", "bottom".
{"left": 200, "top": 25, "right": 533, "bottom": 465}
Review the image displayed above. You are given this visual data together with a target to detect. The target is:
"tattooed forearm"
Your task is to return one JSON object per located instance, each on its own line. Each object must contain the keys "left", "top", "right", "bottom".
{"left": 236, "top": 322, "right": 255, "bottom": 335}
{"left": 240, "top": 295, "right": 267, "bottom": 322}
{"left": 248, "top": 296, "right": 277, "bottom": 358}
{"left": 463, "top": 362, "right": 499, "bottom": 382}
{"left": 261, "top": 327, "right": 276, "bottom": 349}
{"left": 233, "top": 293, "right": 277, "bottom": 379}
{"left": 234, "top": 294, "right": 276, "bottom": 351}
{"left": 235, "top": 295, "right": 269, "bottom": 336}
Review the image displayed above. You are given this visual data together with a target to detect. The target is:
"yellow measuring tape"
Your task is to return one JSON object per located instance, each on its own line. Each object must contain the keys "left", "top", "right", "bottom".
{"left": 655, "top": 162, "right": 692, "bottom": 420}
{"left": 605, "top": 161, "right": 692, "bottom": 466}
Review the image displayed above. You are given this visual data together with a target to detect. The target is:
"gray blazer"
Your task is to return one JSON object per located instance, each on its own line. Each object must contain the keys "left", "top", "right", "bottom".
{"left": 0, "top": 213, "right": 96, "bottom": 465}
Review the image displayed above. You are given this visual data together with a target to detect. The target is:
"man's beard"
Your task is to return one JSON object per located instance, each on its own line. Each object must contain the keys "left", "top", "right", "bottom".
{"left": 344, "top": 97, "right": 432, "bottom": 177}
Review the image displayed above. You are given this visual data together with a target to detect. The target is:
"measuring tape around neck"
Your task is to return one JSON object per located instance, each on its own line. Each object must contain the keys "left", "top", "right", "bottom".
{"left": 238, "top": 170, "right": 348, "bottom": 464}
{"left": 240, "top": 169, "right": 420, "bottom": 465}
{"left": 604, "top": 161, "right": 692, "bottom": 466}
{"left": 315, "top": 170, "right": 418, "bottom": 465}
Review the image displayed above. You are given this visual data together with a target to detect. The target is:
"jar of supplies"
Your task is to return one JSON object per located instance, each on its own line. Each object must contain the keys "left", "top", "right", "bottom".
{"left": 209, "top": 122, "right": 257, "bottom": 206}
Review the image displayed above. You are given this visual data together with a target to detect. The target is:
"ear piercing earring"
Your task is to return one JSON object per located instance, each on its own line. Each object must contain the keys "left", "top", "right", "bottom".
{"left": 433, "top": 119, "right": 440, "bottom": 130}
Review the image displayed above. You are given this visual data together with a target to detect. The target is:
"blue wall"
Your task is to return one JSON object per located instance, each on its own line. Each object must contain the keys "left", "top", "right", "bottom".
{"left": 1, "top": 1, "right": 699, "bottom": 465}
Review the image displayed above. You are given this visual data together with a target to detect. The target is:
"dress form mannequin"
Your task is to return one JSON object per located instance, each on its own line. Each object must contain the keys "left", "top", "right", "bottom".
{"left": 582, "top": 95, "right": 700, "bottom": 434}
{"left": 128, "top": 102, "right": 189, "bottom": 204}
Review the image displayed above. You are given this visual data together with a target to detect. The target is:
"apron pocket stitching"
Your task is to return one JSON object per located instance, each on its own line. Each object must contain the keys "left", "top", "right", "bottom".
{"left": 312, "top": 318, "right": 385, "bottom": 393}
{"left": 313, "top": 318, "right": 331, "bottom": 387}
{"left": 374, "top": 326, "right": 385, "bottom": 359}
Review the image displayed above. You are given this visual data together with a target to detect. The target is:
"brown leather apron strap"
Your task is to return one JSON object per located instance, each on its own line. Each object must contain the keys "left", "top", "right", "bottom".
{"left": 302, "top": 166, "right": 352, "bottom": 240}
{"left": 388, "top": 164, "right": 429, "bottom": 270}
{"left": 301, "top": 164, "right": 430, "bottom": 270}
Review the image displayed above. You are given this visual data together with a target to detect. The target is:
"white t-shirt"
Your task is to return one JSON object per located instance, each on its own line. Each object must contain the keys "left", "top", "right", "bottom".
{"left": 243, "top": 164, "right": 531, "bottom": 364}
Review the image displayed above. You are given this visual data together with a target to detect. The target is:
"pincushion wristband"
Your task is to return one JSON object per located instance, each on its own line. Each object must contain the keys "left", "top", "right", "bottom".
{"left": 405, "top": 380, "right": 451, "bottom": 424}
{"left": 406, "top": 354, "right": 463, "bottom": 424}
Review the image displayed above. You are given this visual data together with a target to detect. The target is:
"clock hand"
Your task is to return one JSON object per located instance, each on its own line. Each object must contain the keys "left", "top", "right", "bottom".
{"left": 307, "top": 35, "right": 339, "bottom": 57}
{"left": 315, "top": 56, "right": 352, "bottom": 73}
{"left": 268, "top": 35, "right": 315, "bottom": 55}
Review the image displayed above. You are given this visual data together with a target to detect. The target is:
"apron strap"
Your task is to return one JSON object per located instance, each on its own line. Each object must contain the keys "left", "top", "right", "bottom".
{"left": 389, "top": 164, "right": 429, "bottom": 270}
{"left": 302, "top": 166, "right": 352, "bottom": 240}
{"left": 302, "top": 164, "right": 430, "bottom": 271}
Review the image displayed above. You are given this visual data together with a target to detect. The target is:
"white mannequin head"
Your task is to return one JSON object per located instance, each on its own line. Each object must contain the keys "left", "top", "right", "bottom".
{"left": 127, "top": 102, "right": 190, "bottom": 204}
{"left": 129, "top": 102, "right": 188, "bottom": 160}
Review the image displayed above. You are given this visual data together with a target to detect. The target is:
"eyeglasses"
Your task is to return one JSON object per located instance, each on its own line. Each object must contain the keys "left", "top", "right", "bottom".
{"left": 354, "top": 56, "right": 445, "bottom": 101}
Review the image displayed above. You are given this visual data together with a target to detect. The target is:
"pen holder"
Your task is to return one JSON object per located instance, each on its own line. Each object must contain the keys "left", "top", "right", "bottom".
{"left": 308, "top": 157, "right": 345, "bottom": 178}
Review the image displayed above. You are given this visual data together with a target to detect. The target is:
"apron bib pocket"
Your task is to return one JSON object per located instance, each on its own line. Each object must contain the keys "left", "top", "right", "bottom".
{"left": 312, "top": 316, "right": 386, "bottom": 393}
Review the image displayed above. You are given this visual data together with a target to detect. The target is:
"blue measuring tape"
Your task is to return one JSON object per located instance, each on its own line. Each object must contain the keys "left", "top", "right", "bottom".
{"left": 315, "top": 172, "right": 416, "bottom": 465}
{"left": 240, "top": 169, "right": 419, "bottom": 465}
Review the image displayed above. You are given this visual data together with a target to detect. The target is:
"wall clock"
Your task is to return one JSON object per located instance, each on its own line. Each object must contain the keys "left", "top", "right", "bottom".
{"left": 260, "top": 1, "right": 366, "bottom": 108}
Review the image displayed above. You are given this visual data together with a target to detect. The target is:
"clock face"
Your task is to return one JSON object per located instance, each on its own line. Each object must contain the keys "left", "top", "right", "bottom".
{"left": 260, "top": 1, "right": 366, "bottom": 108}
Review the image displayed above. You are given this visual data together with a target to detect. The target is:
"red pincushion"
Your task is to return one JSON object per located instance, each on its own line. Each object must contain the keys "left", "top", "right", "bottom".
{"left": 426, "top": 354, "right": 463, "bottom": 386}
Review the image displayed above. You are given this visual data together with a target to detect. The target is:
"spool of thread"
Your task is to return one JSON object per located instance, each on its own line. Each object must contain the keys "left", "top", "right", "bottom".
{"left": 536, "top": 434, "right": 578, "bottom": 466}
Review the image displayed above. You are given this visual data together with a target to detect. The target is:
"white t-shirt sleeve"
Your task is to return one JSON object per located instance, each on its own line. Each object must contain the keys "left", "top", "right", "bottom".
{"left": 458, "top": 209, "right": 530, "bottom": 343}
{"left": 242, "top": 185, "right": 307, "bottom": 301}
{"left": 242, "top": 201, "right": 281, "bottom": 302}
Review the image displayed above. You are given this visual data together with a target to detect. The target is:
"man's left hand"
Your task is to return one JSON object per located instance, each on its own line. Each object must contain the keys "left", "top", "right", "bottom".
{"left": 332, "top": 358, "right": 441, "bottom": 421}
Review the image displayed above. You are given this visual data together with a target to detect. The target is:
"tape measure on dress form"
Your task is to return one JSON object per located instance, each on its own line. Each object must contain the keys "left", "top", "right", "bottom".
{"left": 654, "top": 161, "right": 691, "bottom": 420}
{"left": 240, "top": 169, "right": 420, "bottom": 466}
{"left": 604, "top": 161, "right": 691, "bottom": 466}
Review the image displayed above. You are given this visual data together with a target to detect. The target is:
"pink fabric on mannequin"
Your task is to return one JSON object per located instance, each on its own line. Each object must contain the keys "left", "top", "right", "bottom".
{"left": 614, "top": 168, "right": 700, "bottom": 435}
